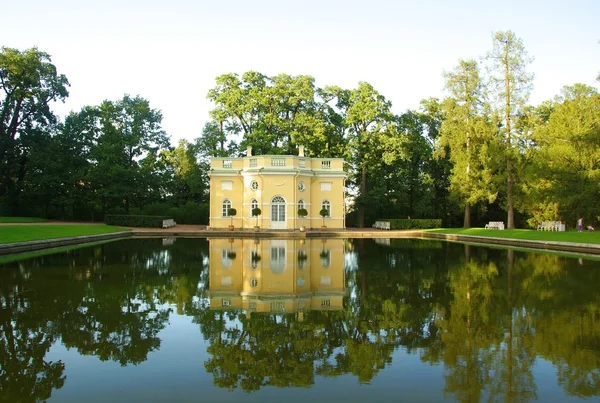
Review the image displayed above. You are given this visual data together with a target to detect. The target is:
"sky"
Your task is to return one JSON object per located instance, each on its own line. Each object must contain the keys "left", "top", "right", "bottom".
{"left": 3, "top": 0, "right": 599, "bottom": 144}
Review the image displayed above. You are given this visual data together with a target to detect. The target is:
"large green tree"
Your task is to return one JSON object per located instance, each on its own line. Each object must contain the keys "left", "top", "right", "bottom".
{"left": 0, "top": 47, "right": 69, "bottom": 212}
{"left": 486, "top": 31, "right": 533, "bottom": 229}
{"left": 530, "top": 84, "right": 600, "bottom": 225}
{"left": 88, "top": 95, "right": 170, "bottom": 214}
{"left": 439, "top": 60, "right": 497, "bottom": 227}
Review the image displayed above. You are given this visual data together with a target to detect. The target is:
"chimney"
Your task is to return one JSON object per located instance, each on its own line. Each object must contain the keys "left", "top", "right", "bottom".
{"left": 298, "top": 145, "right": 304, "bottom": 157}
{"left": 247, "top": 145, "right": 252, "bottom": 156}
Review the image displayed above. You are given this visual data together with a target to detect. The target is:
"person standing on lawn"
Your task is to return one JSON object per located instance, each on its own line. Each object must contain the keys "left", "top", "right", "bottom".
{"left": 577, "top": 217, "right": 584, "bottom": 232}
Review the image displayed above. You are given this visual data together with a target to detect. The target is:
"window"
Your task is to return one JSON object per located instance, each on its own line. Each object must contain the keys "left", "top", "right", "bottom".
{"left": 250, "top": 199, "right": 258, "bottom": 215}
{"left": 222, "top": 199, "right": 232, "bottom": 216}
{"left": 321, "top": 200, "right": 331, "bottom": 216}
{"left": 221, "top": 181, "right": 233, "bottom": 190}
{"left": 297, "top": 181, "right": 305, "bottom": 192}
{"left": 250, "top": 277, "right": 258, "bottom": 288}
{"left": 271, "top": 157, "right": 286, "bottom": 166}
{"left": 321, "top": 160, "right": 331, "bottom": 169}
{"left": 320, "top": 182, "right": 332, "bottom": 191}
{"left": 249, "top": 158, "right": 257, "bottom": 167}
{"left": 298, "top": 199, "right": 305, "bottom": 210}
{"left": 270, "top": 301, "right": 286, "bottom": 312}
{"left": 222, "top": 299, "right": 231, "bottom": 307}
{"left": 223, "top": 160, "right": 232, "bottom": 168}
{"left": 250, "top": 180, "right": 258, "bottom": 191}
{"left": 321, "top": 299, "right": 331, "bottom": 306}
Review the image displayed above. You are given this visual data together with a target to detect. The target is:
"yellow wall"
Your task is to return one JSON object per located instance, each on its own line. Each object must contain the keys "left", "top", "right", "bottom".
{"left": 208, "top": 152, "right": 346, "bottom": 229}
{"left": 208, "top": 238, "right": 345, "bottom": 314}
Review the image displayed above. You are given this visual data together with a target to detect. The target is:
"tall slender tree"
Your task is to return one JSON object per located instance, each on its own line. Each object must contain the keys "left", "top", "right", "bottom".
{"left": 439, "top": 59, "right": 497, "bottom": 227}
{"left": 486, "top": 31, "right": 533, "bottom": 229}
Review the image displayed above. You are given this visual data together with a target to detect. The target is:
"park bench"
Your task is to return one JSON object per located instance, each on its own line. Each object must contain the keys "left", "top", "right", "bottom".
{"left": 162, "top": 218, "right": 177, "bottom": 229}
{"left": 373, "top": 221, "right": 391, "bottom": 230}
{"left": 485, "top": 221, "right": 505, "bottom": 230}
{"left": 536, "top": 221, "right": 565, "bottom": 231}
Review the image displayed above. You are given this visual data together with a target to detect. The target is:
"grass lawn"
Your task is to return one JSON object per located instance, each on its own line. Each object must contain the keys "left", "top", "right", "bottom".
{"left": 0, "top": 216, "right": 49, "bottom": 223}
{"left": 0, "top": 225, "right": 130, "bottom": 244}
{"left": 428, "top": 228, "right": 600, "bottom": 244}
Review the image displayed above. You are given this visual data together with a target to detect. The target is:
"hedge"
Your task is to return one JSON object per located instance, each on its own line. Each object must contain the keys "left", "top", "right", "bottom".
{"left": 380, "top": 218, "right": 442, "bottom": 229}
{"left": 105, "top": 214, "right": 171, "bottom": 228}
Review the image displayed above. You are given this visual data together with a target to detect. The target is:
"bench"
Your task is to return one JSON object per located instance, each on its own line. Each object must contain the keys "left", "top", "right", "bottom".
{"left": 162, "top": 219, "right": 176, "bottom": 229}
{"left": 537, "top": 221, "right": 565, "bottom": 231}
{"left": 485, "top": 221, "right": 505, "bottom": 230}
{"left": 373, "top": 221, "right": 391, "bottom": 230}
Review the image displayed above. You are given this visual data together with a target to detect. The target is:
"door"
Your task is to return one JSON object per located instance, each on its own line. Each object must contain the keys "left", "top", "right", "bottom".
{"left": 270, "top": 196, "right": 287, "bottom": 229}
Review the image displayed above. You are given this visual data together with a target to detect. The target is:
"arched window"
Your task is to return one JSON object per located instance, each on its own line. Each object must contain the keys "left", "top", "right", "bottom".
{"left": 298, "top": 199, "right": 305, "bottom": 210}
{"left": 321, "top": 200, "right": 331, "bottom": 216}
{"left": 222, "top": 199, "right": 232, "bottom": 217}
{"left": 250, "top": 199, "right": 258, "bottom": 216}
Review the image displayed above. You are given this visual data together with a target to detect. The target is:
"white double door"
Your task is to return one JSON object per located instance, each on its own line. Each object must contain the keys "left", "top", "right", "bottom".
{"left": 270, "top": 196, "right": 287, "bottom": 229}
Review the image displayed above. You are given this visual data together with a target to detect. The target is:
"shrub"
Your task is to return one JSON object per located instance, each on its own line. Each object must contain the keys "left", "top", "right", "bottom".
{"left": 378, "top": 218, "right": 442, "bottom": 229}
{"left": 105, "top": 214, "right": 170, "bottom": 228}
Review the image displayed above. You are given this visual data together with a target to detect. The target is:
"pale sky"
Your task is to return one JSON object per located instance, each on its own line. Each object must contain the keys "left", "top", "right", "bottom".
{"left": 3, "top": 0, "right": 599, "bottom": 144}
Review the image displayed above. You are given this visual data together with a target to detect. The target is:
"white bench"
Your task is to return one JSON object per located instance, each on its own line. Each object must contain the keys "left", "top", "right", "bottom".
{"left": 537, "top": 221, "right": 565, "bottom": 231}
{"left": 485, "top": 221, "right": 505, "bottom": 230}
{"left": 162, "top": 219, "right": 176, "bottom": 229}
{"left": 373, "top": 221, "right": 391, "bottom": 230}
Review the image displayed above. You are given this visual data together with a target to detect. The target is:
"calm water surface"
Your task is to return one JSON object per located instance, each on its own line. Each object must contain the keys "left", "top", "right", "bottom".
{"left": 0, "top": 237, "right": 599, "bottom": 402}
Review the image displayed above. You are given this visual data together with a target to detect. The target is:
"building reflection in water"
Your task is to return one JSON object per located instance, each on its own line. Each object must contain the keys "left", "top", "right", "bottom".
{"left": 208, "top": 238, "right": 345, "bottom": 318}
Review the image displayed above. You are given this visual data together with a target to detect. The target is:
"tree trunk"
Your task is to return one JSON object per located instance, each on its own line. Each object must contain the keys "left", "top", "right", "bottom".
{"left": 358, "top": 163, "right": 367, "bottom": 228}
{"left": 505, "top": 40, "right": 515, "bottom": 229}
{"left": 463, "top": 204, "right": 471, "bottom": 227}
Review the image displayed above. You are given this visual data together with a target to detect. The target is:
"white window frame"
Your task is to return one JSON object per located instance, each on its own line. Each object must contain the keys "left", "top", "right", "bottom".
{"left": 222, "top": 199, "right": 232, "bottom": 217}
{"left": 321, "top": 200, "right": 331, "bottom": 216}
{"left": 250, "top": 199, "right": 258, "bottom": 216}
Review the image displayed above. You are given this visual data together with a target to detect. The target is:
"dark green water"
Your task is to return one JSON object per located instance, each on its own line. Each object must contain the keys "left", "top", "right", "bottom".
{"left": 0, "top": 237, "right": 599, "bottom": 402}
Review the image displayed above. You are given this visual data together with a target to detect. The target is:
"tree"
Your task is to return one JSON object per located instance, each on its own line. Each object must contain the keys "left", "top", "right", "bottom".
{"left": 252, "top": 207, "right": 261, "bottom": 227}
{"left": 344, "top": 82, "right": 397, "bottom": 227}
{"left": 439, "top": 60, "right": 497, "bottom": 227}
{"left": 88, "top": 95, "right": 170, "bottom": 214}
{"left": 0, "top": 47, "right": 69, "bottom": 212}
{"left": 486, "top": 31, "right": 534, "bottom": 229}
{"left": 530, "top": 84, "right": 600, "bottom": 225}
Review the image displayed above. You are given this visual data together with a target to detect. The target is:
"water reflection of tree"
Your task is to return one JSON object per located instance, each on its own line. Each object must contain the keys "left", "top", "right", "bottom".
{"left": 0, "top": 238, "right": 208, "bottom": 400}
{"left": 436, "top": 245, "right": 501, "bottom": 403}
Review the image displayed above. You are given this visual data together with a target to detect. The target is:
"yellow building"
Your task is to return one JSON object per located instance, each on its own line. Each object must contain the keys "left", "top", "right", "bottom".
{"left": 207, "top": 146, "right": 346, "bottom": 229}
{"left": 208, "top": 238, "right": 346, "bottom": 317}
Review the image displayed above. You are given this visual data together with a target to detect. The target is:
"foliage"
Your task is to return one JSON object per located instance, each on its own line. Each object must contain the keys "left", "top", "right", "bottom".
{"left": 383, "top": 218, "right": 442, "bottom": 229}
{"left": 228, "top": 207, "right": 237, "bottom": 226}
{"left": 485, "top": 30, "right": 534, "bottom": 229}
{"left": 438, "top": 59, "right": 498, "bottom": 227}
{"left": 0, "top": 47, "right": 69, "bottom": 213}
{"left": 0, "top": 216, "right": 48, "bottom": 223}
{"left": 297, "top": 208, "right": 308, "bottom": 217}
{"left": 104, "top": 214, "right": 169, "bottom": 228}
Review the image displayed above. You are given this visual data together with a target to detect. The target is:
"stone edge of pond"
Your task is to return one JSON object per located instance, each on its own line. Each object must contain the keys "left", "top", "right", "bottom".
{"left": 420, "top": 232, "right": 600, "bottom": 255}
{"left": 0, "top": 231, "right": 134, "bottom": 255}
{"left": 2, "top": 228, "right": 599, "bottom": 257}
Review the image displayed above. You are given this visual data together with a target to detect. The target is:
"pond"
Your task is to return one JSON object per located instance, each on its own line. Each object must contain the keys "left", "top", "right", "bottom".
{"left": 0, "top": 237, "right": 599, "bottom": 402}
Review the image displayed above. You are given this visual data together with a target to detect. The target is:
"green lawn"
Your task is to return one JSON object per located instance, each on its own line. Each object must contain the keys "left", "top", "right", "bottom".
{"left": 428, "top": 228, "right": 600, "bottom": 244}
{"left": 0, "top": 216, "right": 49, "bottom": 223}
{"left": 0, "top": 225, "right": 130, "bottom": 244}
